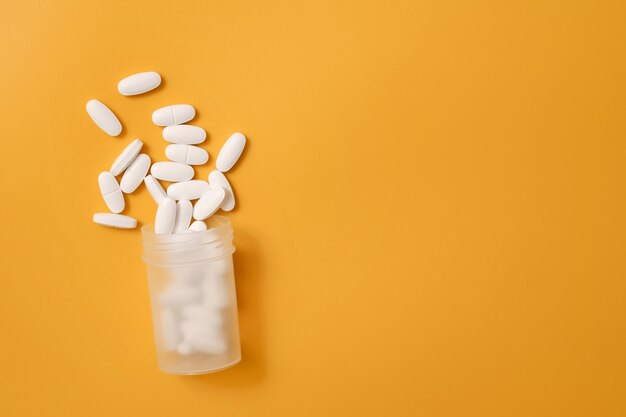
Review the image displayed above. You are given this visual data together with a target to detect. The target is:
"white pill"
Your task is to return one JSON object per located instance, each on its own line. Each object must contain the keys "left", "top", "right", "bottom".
{"left": 208, "top": 170, "right": 235, "bottom": 211}
{"left": 177, "top": 342, "right": 193, "bottom": 355}
{"left": 86, "top": 99, "right": 122, "bottom": 136}
{"left": 180, "top": 321, "right": 227, "bottom": 354}
{"left": 159, "top": 282, "right": 202, "bottom": 306}
{"left": 120, "top": 153, "right": 150, "bottom": 193}
{"left": 165, "top": 144, "right": 209, "bottom": 165}
{"left": 144, "top": 175, "right": 167, "bottom": 204}
{"left": 202, "top": 271, "right": 232, "bottom": 308}
{"left": 166, "top": 180, "right": 210, "bottom": 200}
{"left": 182, "top": 330, "right": 227, "bottom": 355}
{"left": 93, "top": 213, "right": 137, "bottom": 229}
{"left": 160, "top": 309, "right": 180, "bottom": 351}
{"left": 117, "top": 71, "right": 161, "bottom": 96}
{"left": 110, "top": 138, "right": 143, "bottom": 176}
{"left": 151, "top": 104, "right": 195, "bottom": 126}
{"left": 216, "top": 132, "right": 246, "bottom": 172}
{"left": 189, "top": 220, "right": 207, "bottom": 232}
{"left": 155, "top": 197, "right": 176, "bottom": 234}
{"left": 151, "top": 162, "right": 194, "bottom": 182}
{"left": 173, "top": 200, "right": 193, "bottom": 233}
{"left": 98, "top": 172, "right": 125, "bottom": 213}
{"left": 193, "top": 187, "right": 226, "bottom": 220}
{"left": 181, "top": 304, "right": 223, "bottom": 327}
{"left": 162, "top": 125, "right": 206, "bottom": 145}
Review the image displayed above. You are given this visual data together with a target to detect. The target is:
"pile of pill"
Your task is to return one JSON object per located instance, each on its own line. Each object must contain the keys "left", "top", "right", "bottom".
{"left": 87, "top": 71, "right": 246, "bottom": 233}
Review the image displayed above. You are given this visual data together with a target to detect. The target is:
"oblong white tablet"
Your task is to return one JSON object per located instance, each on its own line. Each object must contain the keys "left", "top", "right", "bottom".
{"left": 98, "top": 171, "right": 125, "bottom": 213}
{"left": 151, "top": 104, "right": 195, "bottom": 126}
{"left": 193, "top": 186, "right": 225, "bottom": 220}
{"left": 144, "top": 175, "right": 167, "bottom": 204}
{"left": 216, "top": 132, "right": 246, "bottom": 172}
{"left": 117, "top": 71, "right": 161, "bottom": 96}
{"left": 120, "top": 153, "right": 150, "bottom": 193}
{"left": 110, "top": 138, "right": 143, "bottom": 176}
{"left": 208, "top": 170, "right": 235, "bottom": 211}
{"left": 151, "top": 162, "right": 194, "bottom": 182}
{"left": 155, "top": 197, "right": 176, "bottom": 234}
{"left": 93, "top": 213, "right": 137, "bottom": 229}
{"left": 173, "top": 200, "right": 193, "bottom": 233}
{"left": 162, "top": 125, "right": 206, "bottom": 145}
{"left": 160, "top": 308, "right": 180, "bottom": 351}
{"left": 166, "top": 180, "right": 210, "bottom": 200}
{"left": 86, "top": 99, "right": 122, "bottom": 136}
{"left": 165, "top": 144, "right": 209, "bottom": 165}
{"left": 189, "top": 220, "right": 207, "bottom": 232}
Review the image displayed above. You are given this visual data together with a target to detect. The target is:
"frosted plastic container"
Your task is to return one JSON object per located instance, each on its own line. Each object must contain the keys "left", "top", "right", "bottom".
{"left": 141, "top": 216, "right": 241, "bottom": 374}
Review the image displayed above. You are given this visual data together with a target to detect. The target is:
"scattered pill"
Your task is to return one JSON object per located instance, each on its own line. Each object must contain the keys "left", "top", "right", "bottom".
{"left": 155, "top": 197, "right": 176, "bottom": 234}
{"left": 98, "top": 171, "right": 125, "bottom": 213}
{"left": 110, "top": 138, "right": 143, "bottom": 176}
{"left": 165, "top": 144, "right": 209, "bottom": 165}
{"left": 151, "top": 162, "right": 194, "bottom": 183}
{"left": 118, "top": 71, "right": 161, "bottom": 96}
{"left": 208, "top": 170, "right": 235, "bottom": 211}
{"left": 216, "top": 132, "right": 246, "bottom": 172}
{"left": 167, "top": 180, "right": 210, "bottom": 200}
{"left": 173, "top": 200, "right": 193, "bottom": 233}
{"left": 93, "top": 213, "right": 137, "bottom": 229}
{"left": 193, "top": 186, "right": 226, "bottom": 220}
{"left": 162, "top": 125, "right": 206, "bottom": 145}
{"left": 151, "top": 104, "right": 195, "bottom": 126}
{"left": 144, "top": 175, "right": 167, "bottom": 204}
{"left": 189, "top": 220, "right": 207, "bottom": 232}
{"left": 86, "top": 99, "right": 122, "bottom": 136}
{"left": 120, "top": 153, "right": 150, "bottom": 193}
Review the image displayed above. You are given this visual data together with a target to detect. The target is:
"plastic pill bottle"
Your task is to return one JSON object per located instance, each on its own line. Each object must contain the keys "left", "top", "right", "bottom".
{"left": 141, "top": 216, "right": 241, "bottom": 374}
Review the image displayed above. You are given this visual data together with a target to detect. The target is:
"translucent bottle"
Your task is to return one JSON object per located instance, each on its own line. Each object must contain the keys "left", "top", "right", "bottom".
{"left": 141, "top": 216, "right": 241, "bottom": 374}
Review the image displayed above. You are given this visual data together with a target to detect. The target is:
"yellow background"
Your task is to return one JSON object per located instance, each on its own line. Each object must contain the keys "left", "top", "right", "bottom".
{"left": 1, "top": 0, "right": 625, "bottom": 416}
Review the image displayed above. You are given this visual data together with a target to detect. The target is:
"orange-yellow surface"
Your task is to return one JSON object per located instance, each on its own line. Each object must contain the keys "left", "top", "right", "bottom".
{"left": 0, "top": 1, "right": 625, "bottom": 416}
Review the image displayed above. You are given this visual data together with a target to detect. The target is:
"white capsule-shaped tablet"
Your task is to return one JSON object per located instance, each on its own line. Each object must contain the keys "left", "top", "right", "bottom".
{"left": 177, "top": 342, "right": 193, "bottom": 355}
{"left": 165, "top": 144, "right": 209, "bottom": 165}
{"left": 93, "top": 213, "right": 137, "bottom": 229}
{"left": 202, "top": 273, "right": 232, "bottom": 309}
{"left": 180, "top": 320, "right": 227, "bottom": 354}
{"left": 117, "top": 71, "right": 161, "bottom": 96}
{"left": 120, "top": 153, "right": 150, "bottom": 193}
{"left": 151, "top": 104, "right": 195, "bottom": 126}
{"left": 208, "top": 170, "right": 235, "bottom": 211}
{"left": 193, "top": 186, "right": 226, "bottom": 220}
{"left": 98, "top": 172, "right": 125, "bottom": 213}
{"left": 181, "top": 324, "right": 227, "bottom": 354}
{"left": 216, "top": 132, "right": 246, "bottom": 172}
{"left": 166, "top": 180, "right": 210, "bottom": 200}
{"left": 110, "top": 138, "right": 143, "bottom": 176}
{"left": 173, "top": 200, "right": 193, "bottom": 233}
{"left": 189, "top": 220, "right": 207, "bottom": 232}
{"left": 151, "top": 162, "right": 194, "bottom": 182}
{"left": 162, "top": 125, "right": 206, "bottom": 145}
{"left": 86, "top": 99, "right": 122, "bottom": 136}
{"left": 181, "top": 304, "right": 223, "bottom": 327}
{"left": 160, "top": 308, "right": 180, "bottom": 351}
{"left": 159, "top": 282, "right": 202, "bottom": 306}
{"left": 144, "top": 175, "right": 167, "bottom": 204}
{"left": 155, "top": 197, "right": 176, "bottom": 234}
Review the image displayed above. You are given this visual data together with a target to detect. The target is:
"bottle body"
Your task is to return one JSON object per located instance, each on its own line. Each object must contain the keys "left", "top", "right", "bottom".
{"left": 142, "top": 216, "right": 241, "bottom": 374}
